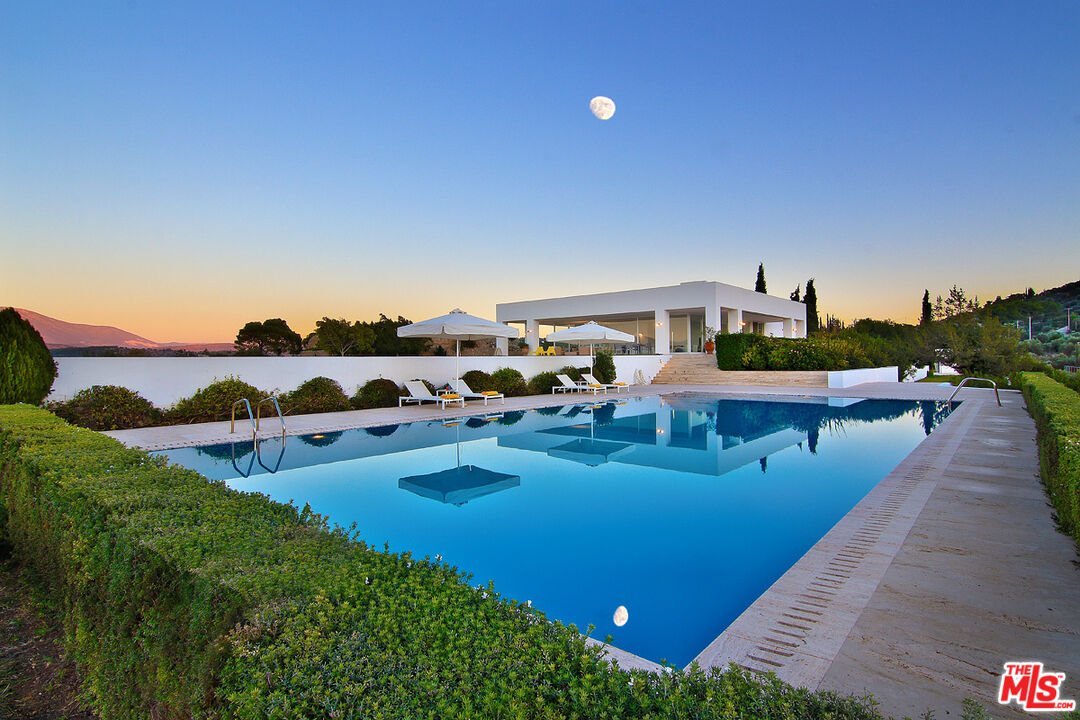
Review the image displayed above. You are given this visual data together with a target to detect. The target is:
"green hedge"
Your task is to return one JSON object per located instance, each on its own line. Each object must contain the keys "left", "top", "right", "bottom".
{"left": 1019, "top": 373, "right": 1080, "bottom": 550}
{"left": 714, "top": 334, "right": 875, "bottom": 371}
{"left": 0, "top": 405, "right": 886, "bottom": 719}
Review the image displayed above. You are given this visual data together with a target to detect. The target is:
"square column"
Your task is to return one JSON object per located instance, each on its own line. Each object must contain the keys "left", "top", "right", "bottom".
{"left": 654, "top": 310, "right": 670, "bottom": 354}
{"left": 525, "top": 319, "right": 539, "bottom": 352}
{"left": 705, "top": 305, "right": 719, "bottom": 345}
{"left": 725, "top": 307, "right": 742, "bottom": 334}
{"left": 783, "top": 318, "right": 794, "bottom": 338}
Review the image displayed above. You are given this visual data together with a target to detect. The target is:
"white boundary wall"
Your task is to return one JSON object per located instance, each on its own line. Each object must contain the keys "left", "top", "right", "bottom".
{"left": 827, "top": 366, "right": 899, "bottom": 388}
{"left": 49, "top": 355, "right": 670, "bottom": 407}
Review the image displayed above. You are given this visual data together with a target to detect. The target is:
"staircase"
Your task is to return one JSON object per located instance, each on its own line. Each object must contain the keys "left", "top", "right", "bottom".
{"left": 650, "top": 354, "right": 829, "bottom": 387}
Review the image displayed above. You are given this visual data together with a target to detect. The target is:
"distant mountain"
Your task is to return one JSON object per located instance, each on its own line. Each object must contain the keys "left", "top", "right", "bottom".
{"left": 11, "top": 308, "right": 234, "bottom": 352}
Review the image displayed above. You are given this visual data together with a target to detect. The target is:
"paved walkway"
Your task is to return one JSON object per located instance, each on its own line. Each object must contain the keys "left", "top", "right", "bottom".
{"left": 817, "top": 393, "right": 1080, "bottom": 719}
{"left": 105, "top": 382, "right": 1080, "bottom": 719}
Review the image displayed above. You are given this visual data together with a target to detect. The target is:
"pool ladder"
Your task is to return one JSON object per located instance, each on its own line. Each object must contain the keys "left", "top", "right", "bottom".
{"left": 230, "top": 396, "right": 287, "bottom": 437}
{"left": 947, "top": 377, "right": 1002, "bottom": 410}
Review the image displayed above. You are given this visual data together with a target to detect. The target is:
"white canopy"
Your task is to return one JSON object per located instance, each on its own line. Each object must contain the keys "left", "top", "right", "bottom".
{"left": 397, "top": 309, "right": 519, "bottom": 382}
{"left": 397, "top": 308, "right": 519, "bottom": 341}
{"left": 544, "top": 321, "right": 634, "bottom": 375}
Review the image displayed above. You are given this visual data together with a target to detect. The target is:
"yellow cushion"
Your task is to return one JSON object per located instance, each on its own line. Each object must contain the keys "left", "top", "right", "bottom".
{"left": 439, "top": 393, "right": 459, "bottom": 399}
{"left": 589, "top": 384, "right": 602, "bottom": 388}
{"left": 481, "top": 391, "right": 500, "bottom": 396}
{"left": 613, "top": 382, "right": 627, "bottom": 385}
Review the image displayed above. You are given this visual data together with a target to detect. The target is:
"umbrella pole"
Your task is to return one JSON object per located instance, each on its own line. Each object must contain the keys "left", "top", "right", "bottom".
{"left": 590, "top": 343, "right": 594, "bottom": 376}
{"left": 456, "top": 339, "right": 461, "bottom": 384}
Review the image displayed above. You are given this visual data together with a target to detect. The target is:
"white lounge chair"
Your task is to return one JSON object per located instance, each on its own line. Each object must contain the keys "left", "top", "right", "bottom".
{"left": 554, "top": 374, "right": 603, "bottom": 395}
{"left": 399, "top": 380, "right": 466, "bottom": 409}
{"left": 451, "top": 378, "right": 504, "bottom": 405}
{"left": 583, "top": 373, "right": 630, "bottom": 394}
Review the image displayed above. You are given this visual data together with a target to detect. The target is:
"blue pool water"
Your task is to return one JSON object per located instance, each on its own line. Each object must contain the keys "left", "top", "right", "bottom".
{"left": 156, "top": 394, "right": 952, "bottom": 667}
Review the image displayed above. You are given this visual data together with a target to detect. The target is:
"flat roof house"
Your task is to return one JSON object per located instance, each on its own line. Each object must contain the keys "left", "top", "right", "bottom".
{"left": 495, "top": 281, "right": 807, "bottom": 355}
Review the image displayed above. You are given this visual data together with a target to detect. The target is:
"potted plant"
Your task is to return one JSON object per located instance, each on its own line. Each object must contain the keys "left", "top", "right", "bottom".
{"left": 703, "top": 325, "right": 716, "bottom": 353}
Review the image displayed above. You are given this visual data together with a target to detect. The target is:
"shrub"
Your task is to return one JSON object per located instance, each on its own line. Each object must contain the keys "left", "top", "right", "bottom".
{"left": 0, "top": 406, "right": 888, "bottom": 720}
{"left": 1019, "top": 372, "right": 1080, "bottom": 550}
{"left": 529, "top": 371, "right": 559, "bottom": 395}
{"left": 280, "top": 376, "right": 350, "bottom": 415}
{"left": 714, "top": 334, "right": 765, "bottom": 370}
{"left": 0, "top": 307, "right": 57, "bottom": 404}
{"left": 557, "top": 365, "right": 584, "bottom": 382}
{"left": 490, "top": 367, "right": 528, "bottom": 397}
{"left": 351, "top": 378, "right": 402, "bottom": 409}
{"left": 461, "top": 370, "right": 494, "bottom": 392}
{"left": 715, "top": 334, "right": 880, "bottom": 371}
{"left": 47, "top": 385, "right": 161, "bottom": 430}
{"left": 166, "top": 377, "right": 267, "bottom": 424}
{"left": 592, "top": 350, "right": 616, "bottom": 384}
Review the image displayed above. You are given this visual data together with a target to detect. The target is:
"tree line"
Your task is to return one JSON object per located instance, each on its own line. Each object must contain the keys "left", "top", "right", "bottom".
{"left": 234, "top": 315, "right": 429, "bottom": 356}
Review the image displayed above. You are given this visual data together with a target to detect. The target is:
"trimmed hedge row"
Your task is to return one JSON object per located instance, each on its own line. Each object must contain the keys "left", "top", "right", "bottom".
{"left": 714, "top": 334, "right": 875, "bottom": 371}
{"left": 0, "top": 405, "right": 886, "bottom": 719}
{"left": 1019, "top": 372, "right": 1080, "bottom": 549}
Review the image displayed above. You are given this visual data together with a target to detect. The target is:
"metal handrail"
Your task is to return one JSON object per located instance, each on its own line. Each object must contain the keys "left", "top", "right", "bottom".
{"left": 257, "top": 396, "right": 286, "bottom": 436}
{"left": 231, "top": 398, "right": 255, "bottom": 434}
{"left": 948, "top": 377, "right": 1002, "bottom": 409}
{"left": 231, "top": 438, "right": 255, "bottom": 478}
{"left": 256, "top": 436, "right": 287, "bottom": 474}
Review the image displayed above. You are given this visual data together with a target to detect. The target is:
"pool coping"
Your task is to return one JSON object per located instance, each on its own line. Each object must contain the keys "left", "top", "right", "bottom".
{"left": 691, "top": 394, "right": 979, "bottom": 683}
{"left": 105, "top": 382, "right": 1012, "bottom": 680}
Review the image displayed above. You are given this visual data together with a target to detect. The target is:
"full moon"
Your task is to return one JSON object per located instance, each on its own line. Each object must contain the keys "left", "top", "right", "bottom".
{"left": 613, "top": 605, "right": 629, "bottom": 627}
{"left": 590, "top": 96, "right": 616, "bottom": 120}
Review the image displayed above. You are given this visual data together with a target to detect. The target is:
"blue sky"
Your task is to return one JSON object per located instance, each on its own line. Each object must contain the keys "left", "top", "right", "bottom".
{"left": 2, "top": 1, "right": 1077, "bottom": 341}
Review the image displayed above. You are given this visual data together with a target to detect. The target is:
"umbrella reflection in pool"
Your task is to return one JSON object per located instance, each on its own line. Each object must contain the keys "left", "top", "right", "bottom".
{"left": 398, "top": 416, "right": 520, "bottom": 506}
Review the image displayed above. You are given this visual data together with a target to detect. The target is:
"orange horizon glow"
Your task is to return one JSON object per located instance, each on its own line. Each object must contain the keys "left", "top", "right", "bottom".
{"left": 8, "top": 270, "right": 1075, "bottom": 345}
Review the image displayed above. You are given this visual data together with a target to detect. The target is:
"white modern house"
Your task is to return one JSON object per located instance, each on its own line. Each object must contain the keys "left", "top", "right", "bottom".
{"left": 495, "top": 281, "right": 807, "bottom": 355}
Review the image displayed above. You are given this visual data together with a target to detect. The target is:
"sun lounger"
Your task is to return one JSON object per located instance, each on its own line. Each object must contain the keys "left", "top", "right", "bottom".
{"left": 555, "top": 374, "right": 603, "bottom": 395}
{"left": 399, "top": 380, "right": 466, "bottom": 409}
{"left": 553, "top": 374, "right": 583, "bottom": 394}
{"left": 451, "top": 379, "right": 505, "bottom": 405}
{"left": 582, "top": 373, "right": 630, "bottom": 394}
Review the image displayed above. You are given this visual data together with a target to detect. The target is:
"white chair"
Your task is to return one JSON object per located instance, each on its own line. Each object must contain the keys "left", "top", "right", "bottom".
{"left": 553, "top": 374, "right": 582, "bottom": 394}
{"left": 451, "top": 378, "right": 504, "bottom": 405}
{"left": 555, "top": 374, "right": 603, "bottom": 395}
{"left": 583, "top": 373, "right": 630, "bottom": 394}
{"left": 399, "top": 380, "right": 466, "bottom": 409}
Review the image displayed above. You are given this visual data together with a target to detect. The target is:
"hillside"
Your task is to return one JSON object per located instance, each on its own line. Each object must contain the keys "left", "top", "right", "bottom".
{"left": 11, "top": 308, "right": 234, "bottom": 353}
{"left": 984, "top": 279, "right": 1080, "bottom": 336}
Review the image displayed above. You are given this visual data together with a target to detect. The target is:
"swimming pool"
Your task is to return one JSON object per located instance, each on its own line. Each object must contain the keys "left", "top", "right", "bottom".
{"left": 156, "top": 393, "right": 953, "bottom": 667}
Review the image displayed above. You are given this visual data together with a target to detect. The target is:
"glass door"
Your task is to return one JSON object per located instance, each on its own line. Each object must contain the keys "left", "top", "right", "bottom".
{"left": 669, "top": 315, "right": 690, "bottom": 352}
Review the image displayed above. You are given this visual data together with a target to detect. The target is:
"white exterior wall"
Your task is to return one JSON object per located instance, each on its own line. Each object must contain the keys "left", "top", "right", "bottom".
{"left": 49, "top": 355, "right": 669, "bottom": 407}
{"left": 827, "top": 366, "right": 900, "bottom": 388}
{"left": 496, "top": 281, "right": 807, "bottom": 347}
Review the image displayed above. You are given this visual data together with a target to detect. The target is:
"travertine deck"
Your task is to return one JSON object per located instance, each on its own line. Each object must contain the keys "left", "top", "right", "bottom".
{"left": 105, "top": 382, "right": 1080, "bottom": 717}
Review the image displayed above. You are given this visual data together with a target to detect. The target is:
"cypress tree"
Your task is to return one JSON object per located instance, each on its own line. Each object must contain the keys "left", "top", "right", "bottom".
{"left": 790, "top": 285, "right": 801, "bottom": 302}
{"left": 755, "top": 263, "right": 767, "bottom": 293}
{"left": 0, "top": 307, "right": 58, "bottom": 404}
{"left": 804, "top": 279, "right": 820, "bottom": 334}
{"left": 920, "top": 290, "right": 933, "bottom": 325}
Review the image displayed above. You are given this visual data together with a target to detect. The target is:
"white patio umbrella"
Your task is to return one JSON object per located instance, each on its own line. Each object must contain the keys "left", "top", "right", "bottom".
{"left": 544, "top": 321, "right": 634, "bottom": 375}
{"left": 396, "top": 308, "right": 519, "bottom": 384}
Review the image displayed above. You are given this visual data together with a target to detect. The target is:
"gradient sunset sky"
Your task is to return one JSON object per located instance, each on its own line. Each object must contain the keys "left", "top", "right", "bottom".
{"left": 3, "top": 2, "right": 1078, "bottom": 343}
